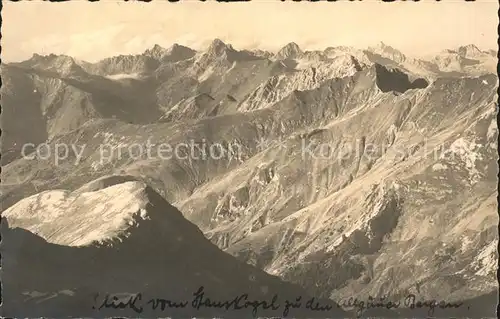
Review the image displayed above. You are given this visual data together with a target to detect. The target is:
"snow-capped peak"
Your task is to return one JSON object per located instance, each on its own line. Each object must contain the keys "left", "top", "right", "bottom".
{"left": 368, "top": 41, "right": 406, "bottom": 63}
{"left": 144, "top": 44, "right": 169, "bottom": 60}
{"left": 207, "top": 38, "right": 234, "bottom": 56}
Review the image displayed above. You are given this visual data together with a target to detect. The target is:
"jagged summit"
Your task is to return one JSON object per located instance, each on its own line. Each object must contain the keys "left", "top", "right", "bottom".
{"left": 166, "top": 43, "right": 196, "bottom": 60}
{"left": 275, "top": 42, "right": 303, "bottom": 60}
{"left": 250, "top": 49, "right": 273, "bottom": 59}
{"left": 152, "top": 44, "right": 163, "bottom": 49}
{"left": 144, "top": 43, "right": 168, "bottom": 59}
{"left": 31, "top": 52, "right": 47, "bottom": 60}
{"left": 168, "top": 43, "right": 195, "bottom": 53}
{"left": 457, "top": 44, "right": 484, "bottom": 58}
{"left": 17, "top": 53, "right": 86, "bottom": 77}
{"left": 193, "top": 38, "right": 262, "bottom": 67}
{"left": 368, "top": 41, "right": 406, "bottom": 64}
{"left": 210, "top": 38, "right": 226, "bottom": 47}
{"left": 375, "top": 41, "right": 393, "bottom": 49}
{"left": 86, "top": 52, "right": 160, "bottom": 76}
{"left": 25, "top": 53, "right": 73, "bottom": 65}
{"left": 207, "top": 38, "right": 235, "bottom": 55}
{"left": 369, "top": 41, "right": 391, "bottom": 53}
{"left": 2, "top": 178, "right": 347, "bottom": 318}
{"left": 144, "top": 43, "right": 196, "bottom": 62}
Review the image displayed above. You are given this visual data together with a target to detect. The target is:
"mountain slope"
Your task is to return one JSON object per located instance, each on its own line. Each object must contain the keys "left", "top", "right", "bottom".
{"left": 1, "top": 177, "right": 347, "bottom": 318}
{"left": 144, "top": 43, "right": 196, "bottom": 62}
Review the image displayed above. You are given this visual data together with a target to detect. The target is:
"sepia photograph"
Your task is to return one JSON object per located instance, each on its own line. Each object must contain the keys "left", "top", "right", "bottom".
{"left": 1, "top": 0, "right": 498, "bottom": 318}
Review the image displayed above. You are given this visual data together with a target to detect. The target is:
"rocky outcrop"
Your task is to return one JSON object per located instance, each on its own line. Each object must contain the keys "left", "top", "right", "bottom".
{"left": 276, "top": 42, "right": 303, "bottom": 60}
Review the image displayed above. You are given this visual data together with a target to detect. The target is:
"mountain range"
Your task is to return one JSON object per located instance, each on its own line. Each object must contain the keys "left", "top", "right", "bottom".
{"left": 1, "top": 39, "right": 498, "bottom": 317}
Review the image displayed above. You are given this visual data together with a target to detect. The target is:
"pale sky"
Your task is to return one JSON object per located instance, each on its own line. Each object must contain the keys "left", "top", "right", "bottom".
{"left": 2, "top": 0, "right": 498, "bottom": 63}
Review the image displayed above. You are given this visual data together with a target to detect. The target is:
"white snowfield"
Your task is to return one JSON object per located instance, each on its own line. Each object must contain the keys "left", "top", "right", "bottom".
{"left": 3, "top": 178, "right": 153, "bottom": 246}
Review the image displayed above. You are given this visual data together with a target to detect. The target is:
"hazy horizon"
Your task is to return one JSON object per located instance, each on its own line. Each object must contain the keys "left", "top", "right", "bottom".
{"left": 2, "top": 0, "right": 498, "bottom": 63}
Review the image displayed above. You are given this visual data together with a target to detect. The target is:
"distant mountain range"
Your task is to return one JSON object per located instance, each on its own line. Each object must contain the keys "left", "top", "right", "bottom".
{"left": 1, "top": 40, "right": 496, "bottom": 166}
{"left": 1, "top": 39, "right": 498, "bottom": 317}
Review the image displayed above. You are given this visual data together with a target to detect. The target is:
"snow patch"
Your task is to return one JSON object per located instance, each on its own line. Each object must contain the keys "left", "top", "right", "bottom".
{"left": 239, "top": 54, "right": 362, "bottom": 112}
{"left": 2, "top": 190, "right": 70, "bottom": 222}
{"left": 105, "top": 73, "right": 141, "bottom": 80}
{"left": 444, "top": 138, "right": 484, "bottom": 184}
{"left": 139, "top": 208, "right": 149, "bottom": 220}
